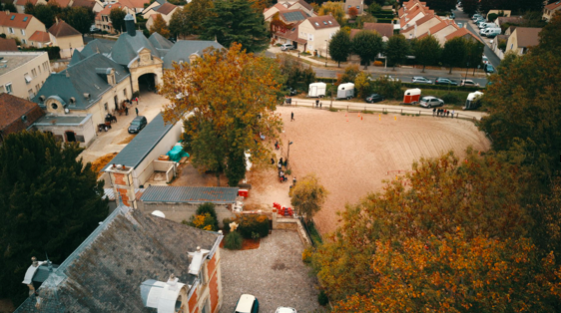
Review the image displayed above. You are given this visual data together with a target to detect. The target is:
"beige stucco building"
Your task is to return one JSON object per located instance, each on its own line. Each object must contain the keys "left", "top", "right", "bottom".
{"left": 14, "top": 0, "right": 47, "bottom": 14}
{"left": 145, "top": 3, "right": 178, "bottom": 29}
{"left": 505, "top": 27, "right": 541, "bottom": 56}
{"left": 0, "top": 12, "right": 47, "bottom": 46}
{"left": 95, "top": 2, "right": 136, "bottom": 33}
{"left": 0, "top": 51, "right": 51, "bottom": 100}
{"left": 543, "top": 1, "right": 561, "bottom": 21}
{"left": 48, "top": 19, "right": 84, "bottom": 58}
{"left": 298, "top": 15, "right": 340, "bottom": 56}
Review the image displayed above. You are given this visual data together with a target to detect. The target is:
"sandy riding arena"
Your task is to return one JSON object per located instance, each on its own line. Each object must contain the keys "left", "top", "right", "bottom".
{"left": 272, "top": 106, "right": 490, "bottom": 235}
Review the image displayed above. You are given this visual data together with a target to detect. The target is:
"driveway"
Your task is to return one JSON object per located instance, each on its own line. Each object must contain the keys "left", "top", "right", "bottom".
{"left": 220, "top": 230, "right": 325, "bottom": 313}
{"left": 79, "top": 91, "right": 169, "bottom": 165}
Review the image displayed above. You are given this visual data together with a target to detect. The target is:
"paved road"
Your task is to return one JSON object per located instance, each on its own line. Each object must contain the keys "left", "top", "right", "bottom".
{"left": 453, "top": 6, "right": 501, "bottom": 69}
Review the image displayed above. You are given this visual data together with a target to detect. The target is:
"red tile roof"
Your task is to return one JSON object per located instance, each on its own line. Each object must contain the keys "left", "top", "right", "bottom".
{"left": 445, "top": 27, "right": 483, "bottom": 43}
{"left": 274, "top": 21, "right": 306, "bottom": 44}
{"left": 0, "top": 12, "right": 35, "bottom": 29}
{"left": 49, "top": 19, "right": 81, "bottom": 37}
{"left": 119, "top": 0, "right": 150, "bottom": 9}
{"left": 15, "top": 0, "right": 39, "bottom": 6}
{"left": 545, "top": 1, "right": 561, "bottom": 10}
{"left": 428, "top": 19, "right": 456, "bottom": 35}
{"left": 155, "top": 2, "right": 176, "bottom": 15}
{"left": 0, "top": 37, "right": 18, "bottom": 51}
{"left": 0, "top": 94, "right": 45, "bottom": 136}
{"left": 97, "top": 3, "right": 125, "bottom": 18}
{"left": 29, "top": 30, "right": 50, "bottom": 42}
{"left": 363, "top": 23, "right": 394, "bottom": 38}
{"left": 306, "top": 15, "right": 339, "bottom": 29}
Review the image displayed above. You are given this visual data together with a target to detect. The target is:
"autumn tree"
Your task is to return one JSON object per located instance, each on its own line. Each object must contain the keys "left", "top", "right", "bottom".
{"left": 169, "top": 7, "right": 190, "bottom": 38}
{"left": 185, "top": 0, "right": 214, "bottom": 35}
{"left": 312, "top": 149, "right": 532, "bottom": 302}
{"left": 201, "top": 0, "right": 269, "bottom": 53}
{"left": 413, "top": 35, "right": 441, "bottom": 72}
{"left": 442, "top": 37, "right": 467, "bottom": 73}
{"left": 161, "top": 44, "right": 283, "bottom": 186}
{"left": 0, "top": 132, "right": 108, "bottom": 303}
{"left": 385, "top": 34, "right": 409, "bottom": 70}
{"left": 278, "top": 54, "right": 316, "bottom": 91}
{"left": 336, "top": 64, "right": 360, "bottom": 84}
{"left": 109, "top": 8, "right": 127, "bottom": 33}
{"left": 347, "top": 6, "right": 358, "bottom": 19}
{"left": 351, "top": 30, "right": 383, "bottom": 69}
{"left": 328, "top": 29, "right": 351, "bottom": 67}
{"left": 149, "top": 14, "right": 171, "bottom": 37}
{"left": 354, "top": 71, "right": 373, "bottom": 98}
{"left": 318, "top": 1, "right": 345, "bottom": 25}
{"left": 290, "top": 173, "right": 328, "bottom": 223}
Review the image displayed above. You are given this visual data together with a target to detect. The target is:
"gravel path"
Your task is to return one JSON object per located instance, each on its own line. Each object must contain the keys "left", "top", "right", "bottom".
{"left": 220, "top": 230, "right": 325, "bottom": 313}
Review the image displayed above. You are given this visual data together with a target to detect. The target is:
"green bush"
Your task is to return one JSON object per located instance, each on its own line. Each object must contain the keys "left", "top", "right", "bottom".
{"left": 197, "top": 202, "right": 218, "bottom": 229}
{"left": 373, "top": 76, "right": 403, "bottom": 100}
{"left": 318, "top": 290, "right": 329, "bottom": 306}
{"left": 224, "top": 231, "right": 243, "bottom": 249}
{"left": 441, "top": 93, "right": 461, "bottom": 104}
{"left": 376, "top": 18, "right": 394, "bottom": 23}
{"left": 223, "top": 218, "right": 231, "bottom": 230}
{"left": 233, "top": 214, "right": 270, "bottom": 239}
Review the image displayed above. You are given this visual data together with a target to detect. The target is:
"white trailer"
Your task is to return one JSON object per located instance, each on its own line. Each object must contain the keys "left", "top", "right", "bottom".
{"left": 464, "top": 91, "right": 484, "bottom": 110}
{"left": 308, "top": 82, "right": 326, "bottom": 98}
{"left": 336, "top": 83, "right": 355, "bottom": 100}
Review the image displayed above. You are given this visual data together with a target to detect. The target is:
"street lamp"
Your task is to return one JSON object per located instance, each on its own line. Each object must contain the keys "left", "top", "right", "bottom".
{"left": 286, "top": 141, "right": 294, "bottom": 165}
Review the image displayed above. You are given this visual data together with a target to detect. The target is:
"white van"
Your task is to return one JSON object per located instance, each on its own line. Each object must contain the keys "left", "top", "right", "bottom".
{"left": 479, "top": 22, "right": 497, "bottom": 29}
{"left": 485, "top": 27, "right": 501, "bottom": 38}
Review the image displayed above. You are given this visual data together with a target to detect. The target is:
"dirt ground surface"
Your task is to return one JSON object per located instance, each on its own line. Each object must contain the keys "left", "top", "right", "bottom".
{"left": 266, "top": 106, "right": 491, "bottom": 235}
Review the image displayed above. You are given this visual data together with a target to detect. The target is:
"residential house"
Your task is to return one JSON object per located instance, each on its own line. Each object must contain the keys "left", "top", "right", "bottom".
{"left": 286, "top": 0, "right": 314, "bottom": 16}
{"left": 401, "top": 14, "right": 443, "bottom": 39}
{"left": 14, "top": 206, "right": 224, "bottom": 313}
{"left": 298, "top": 15, "right": 340, "bottom": 56}
{"left": 28, "top": 30, "right": 50, "bottom": 47}
{"left": 0, "top": 51, "right": 50, "bottom": 100}
{"left": 505, "top": 27, "right": 541, "bottom": 56}
{"left": 0, "top": 93, "right": 44, "bottom": 144}
{"left": 0, "top": 12, "right": 47, "bottom": 46}
{"left": 399, "top": 2, "right": 434, "bottom": 30}
{"left": 264, "top": 3, "right": 290, "bottom": 21}
{"left": 345, "top": 0, "right": 363, "bottom": 15}
{"left": 398, "top": 0, "right": 427, "bottom": 19}
{"left": 92, "top": 0, "right": 106, "bottom": 13}
{"left": 352, "top": 22, "right": 394, "bottom": 41}
{"left": 119, "top": 0, "right": 151, "bottom": 14}
{"left": 444, "top": 26, "right": 483, "bottom": 44}
{"left": 417, "top": 19, "right": 459, "bottom": 46}
{"left": 145, "top": 3, "right": 178, "bottom": 29}
{"left": 48, "top": 19, "right": 84, "bottom": 58}
{"left": 494, "top": 16, "right": 525, "bottom": 28}
{"left": 264, "top": 0, "right": 315, "bottom": 21}
{"left": 0, "top": 37, "right": 18, "bottom": 50}
{"left": 14, "top": 0, "right": 46, "bottom": 14}
{"left": 33, "top": 113, "right": 97, "bottom": 147}
{"left": 543, "top": 1, "right": 561, "bottom": 21}
{"left": 142, "top": 0, "right": 167, "bottom": 17}
{"left": 95, "top": 2, "right": 136, "bottom": 33}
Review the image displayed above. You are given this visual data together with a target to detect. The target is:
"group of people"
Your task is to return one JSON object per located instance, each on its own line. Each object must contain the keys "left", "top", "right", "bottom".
{"left": 271, "top": 157, "right": 296, "bottom": 185}
{"left": 433, "top": 108, "right": 455, "bottom": 118}
{"left": 121, "top": 97, "right": 140, "bottom": 116}
{"left": 315, "top": 100, "right": 323, "bottom": 109}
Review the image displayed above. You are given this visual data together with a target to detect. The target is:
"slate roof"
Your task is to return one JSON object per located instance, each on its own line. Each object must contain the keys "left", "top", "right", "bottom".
{"left": 33, "top": 53, "right": 129, "bottom": 110}
{"left": 14, "top": 206, "right": 221, "bottom": 313}
{"left": 48, "top": 20, "right": 81, "bottom": 38}
{"left": 0, "top": 37, "right": 18, "bottom": 51}
{"left": 148, "top": 32, "right": 173, "bottom": 50}
{"left": 513, "top": 27, "right": 541, "bottom": 48}
{"left": 29, "top": 30, "right": 50, "bottom": 42}
{"left": 141, "top": 186, "right": 239, "bottom": 204}
{"left": 305, "top": 15, "right": 340, "bottom": 29}
{"left": 0, "top": 93, "right": 44, "bottom": 133}
{"left": 279, "top": 9, "right": 308, "bottom": 22}
{"left": 80, "top": 39, "right": 114, "bottom": 57}
{"left": 0, "top": 12, "right": 35, "bottom": 29}
{"left": 104, "top": 113, "right": 174, "bottom": 169}
{"left": 34, "top": 114, "right": 92, "bottom": 126}
{"left": 162, "top": 40, "right": 223, "bottom": 69}
{"left": 110, "top": 30, "right": 162, "bottom": 66}
{"left": 69, "top": 49, "right": 85, "bottom": 66}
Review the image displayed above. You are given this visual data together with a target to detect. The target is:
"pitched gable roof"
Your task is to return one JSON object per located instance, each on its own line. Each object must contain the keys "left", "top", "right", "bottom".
{"left": 290, "top": 0, "right": 313, "bottom": 11}
{"left": 48, "top": 20, "right": 81, "bottom": 37}
{"left": 28, "top": 30, "right": 50, "bottom": 42}
{"left": 0, "top": 93, "right": 44, "bottom": 132}
{"left": 545, "top": 1, "right": 561, "bottom": 10}
{"left": 69, "top": 49, "right": 85, "bottom": 66}
{"left": 496, "top": 16, "right": 525, "bottom": 24}
{"left": 110, "top": 30, "right": 162, "bottom": 66}
{"left": 0, "top": 12, "right": 36, "bottom": 29}
{"left": 514, "top": 27, "right": 541, "bottom": 48}
{"left": 155, "top": 2, "right": 176, "bottom": 14}
{"left": 162, "top": 40, "right": 224, "bottom": 69}
{"left": 148, "top": 32, "right": 173, "bottom": 50}
{"left": 445, "top": 27, "right": 483, "bottom": 43}
{"left": 13, "top": 206, "right": 222, "bottom": 313}
{"left": 119, "top": 0, "right": 150, "bottom": 9}
{"left": 305, "top": 15, "right": 339, "bottom": 29}
{"left": 279, "top": 9, "right": 308, "bottom": 22}
{"left": 81, "top": 38, "right": 114, "bottom": 57}
{"left": 428, "top": 19, "right": 457, "bottom": 35}
{"left": 0, "top": 37, "right": 17, "bottom": 51}
{"left": 363, "top": 23, "right": 394, "bottom": 38}
{"left": 71, "top": 0, "right": 96, "bottom": 9}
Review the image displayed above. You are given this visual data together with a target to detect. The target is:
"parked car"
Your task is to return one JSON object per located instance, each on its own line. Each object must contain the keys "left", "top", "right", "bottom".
{"left": 366, "top": 93, "right": 384, "bottom": 103}
{"left": 419, "top": 96, "right": 444, "bottom": 108}
{"left": 482, "top": 55, "right": 489, "bottom": 64}
{"left": 234, "top": 294, "right": 259, "bottom": 313}
{"left": 128, "top": 116, "right": 147, "bottom": 134}
{"left": 472, "top": 14, "right": 482, "bottom": 20}
{"left": 275, "top": 307, "right": 297, "bottom": 313}
{"left": 456, "top": 22, "right": 463, "bottom": 28}
{"left": 435, "top": 77, "right": 458, "bottom": 86}
{"left": 484, "top": 63, "right": 495, "bottom": 73}
{"left": 90, "top": 25, "right": 101, "bottom": 33}
{"left": 412, "top": 76, "right": 433, "bottom": 84}
{"left": 460, "top": 79, "right": 479, "bottom": 87}
{"left": 485, "top": 28, "right": 501, "bottom": 38}
{"left": 287, "top": 87, "right": 298, "bottom": 96}
{"left": 280, "top": 43, "right": 295, "bottom": 51}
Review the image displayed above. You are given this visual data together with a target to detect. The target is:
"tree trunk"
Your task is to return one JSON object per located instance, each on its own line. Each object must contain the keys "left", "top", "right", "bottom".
{"left": 216, "top": 173, "right": 220, "bottom": 187}
{"left": 449, "top": 66, "right": 453, "bottom": 74}
{"left": 422, "top": 65, "right": 426, "bottom": 73}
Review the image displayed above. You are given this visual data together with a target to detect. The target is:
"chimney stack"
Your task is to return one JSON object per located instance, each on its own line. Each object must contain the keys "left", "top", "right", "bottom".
{"left": 124, "top": 14, "right": 136, "bottom": 37}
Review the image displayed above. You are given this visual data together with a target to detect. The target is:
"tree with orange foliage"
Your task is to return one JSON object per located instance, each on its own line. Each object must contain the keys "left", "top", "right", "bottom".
{"left": 160, "top": 44, "right": 284, "bottom": 186}
{"left": 347, "top": 6, "right": 358, "bottom": 19}
{"left": 149, "top": 14, "right": 170, "bottom": 38}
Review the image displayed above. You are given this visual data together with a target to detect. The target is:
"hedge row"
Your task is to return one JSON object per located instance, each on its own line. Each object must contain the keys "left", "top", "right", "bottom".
{"left": 372, "top": 14, "right": 394, "bottom": 19}
{"left": 377, "top": 18, "right": 394, "bottom": 24}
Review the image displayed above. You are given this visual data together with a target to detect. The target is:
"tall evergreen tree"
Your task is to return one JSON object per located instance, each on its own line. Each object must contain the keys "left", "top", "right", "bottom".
{"left": 184, "top": 0, "right": 214, "bottom": 35}
{"left": 351, "top": 30, "right": 383, "bottom": 69}
{"left": 169, "top": 6, "right": 190, "bottom": 38}
{"left": 0, "top": 132, "right": 108, "bottom": 303}
{"left": 201, "top": 0, "right": 269, "bottom": 53}
{"left": 328, "top": 29, "right": 351, "bottom": 67}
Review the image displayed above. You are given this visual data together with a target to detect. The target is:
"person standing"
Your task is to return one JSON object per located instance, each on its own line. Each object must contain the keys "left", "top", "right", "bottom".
{"left": 279, "top": 157, "right": 284, "bottom": 166}
{"left": 125, "top": 106, "right": 129, "bottom": 116}
{"left": 293, "top": 177, "right": 297, "bottom": 186}
{"left": 433, "top": 107, "right": 436, "bottom": 116}
{"left": 135, "top": 107, "right": 139, "bottom": 116}
{"left": 291, "top": 112, "right": 295, "bottom": 121}
{"left": 451, "top": 110, "right": 455, "bottom": 118}
{"left": 316, "top": 99, "right": 319, "bottom": 107}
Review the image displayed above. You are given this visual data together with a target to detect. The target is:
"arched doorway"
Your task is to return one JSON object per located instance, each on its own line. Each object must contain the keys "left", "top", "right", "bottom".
{"left": 138, "top": 73, "right": 156, "bottom": 92}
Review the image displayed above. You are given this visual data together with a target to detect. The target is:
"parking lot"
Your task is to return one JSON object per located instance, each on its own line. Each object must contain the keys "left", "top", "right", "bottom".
{"left": 220, "top": 230, "right": 325, "bottom": 313}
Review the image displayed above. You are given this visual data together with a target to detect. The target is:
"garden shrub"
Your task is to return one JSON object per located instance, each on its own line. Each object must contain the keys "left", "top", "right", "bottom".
{"left": 302, "top": 247, "right": 313, "bottom": 263}
{"left": 318, "top": 290, "right": 329, "bottom": 306}
{"left": 232, "top": 214, "right": 270, "bottom": 239}
{"left": 441, "top": 93, "right": 461, "bottom": 105}
{"left": 184, "top": 213, "right": 217, "bottom": 231}
{"left": 197, "top": 202, "right": 218, "bottom": 229}
{"left": 223, "top": 218, "right": 231, "bottom": 230}
{"left": 224, "top": 231, "right": 243, "bottom": 249}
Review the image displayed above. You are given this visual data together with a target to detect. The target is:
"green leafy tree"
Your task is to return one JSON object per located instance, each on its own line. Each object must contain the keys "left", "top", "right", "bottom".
{"left": 3, "top": 2, "right": 17, "bottom": 13}
{"left": 413, "top": 35, "right": 441, "bottom": 72}
{"left": 460, "top": 0, "right": 479, "bottom": 16}
{"left": 290, "top": 173, "right": 328, "bottom": 223}
{"left": 385, "top": 34, "right": 409, "bottom": 70}
{"left": 318, "top": 1, "right": 345, "bottom": 25}
{"left": 61, "top": 7, "right": 94, "bottom": 35}
{"left": 372, "top": 75, "right": 402, "bottom": 99}
{"left": 33, "top": 3, "right": 61, "bottom": 29}
{"left": 201, "top": 0, "right": 269, "bottom": 53}
{"left": 278, "top": 54, "right": 315, "bottom": 91}
{"left": 336, "top": 64, "right": 360, "bottom": 84}
{"left": 531, "top": 12, "right": 561, "bottom": 55}
{"left": 0, "top": 132, "right": 108, "bottom": 303}
{"left": 23, "top": 2, "right": 35, "bottom": 15}
{"left": 465, "top": 39, "right": 484, "bottom": 75}
{"left": 424, "top": 0, "right": 456, "bottom": 11}
{"left": 109, "top": 8, "right": 127, "bottom": 33}
{"left": 442, "top": 37, "right": 467, "bottom": 73}
{"left": 169, "top": 6, "right": 189, "bottom": 37}
{"left": 225, "top": 147, "right": 246, "bottom": 186}
{"left": 351, "top": 30, "right": 383, "bottom": 69}
{"left": 329, "top": 29, "right": 351, "bottom": 67}
{"left": 161, "top": 44, "right": 283, "bottom": 185}
{"left": 354, "top": 72, "right": 373, "bottom": 98}
{"left": 185, "top": 0, "right": 214, "bottom": 35}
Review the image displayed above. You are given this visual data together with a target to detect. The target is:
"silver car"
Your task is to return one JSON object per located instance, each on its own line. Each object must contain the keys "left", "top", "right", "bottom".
{"left": 412, "top": 76, "right": 432, "bottom": 84}
{"left": 419, "top": 96, "right": 444, "bottom": 108}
